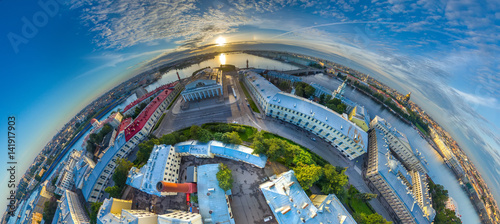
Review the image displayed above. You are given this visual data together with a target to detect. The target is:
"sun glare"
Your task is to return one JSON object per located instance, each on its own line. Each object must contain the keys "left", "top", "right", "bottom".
{"left": 216, "top": 36, "right": 226, "bottom": 46}
{"left": 219, "top": 53, "right": 226, "bottom": 65}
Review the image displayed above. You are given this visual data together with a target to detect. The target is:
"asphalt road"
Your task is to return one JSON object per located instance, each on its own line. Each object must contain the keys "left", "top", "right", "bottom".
{"left": 152, "top": 70, "right": 394, "bottom": 222}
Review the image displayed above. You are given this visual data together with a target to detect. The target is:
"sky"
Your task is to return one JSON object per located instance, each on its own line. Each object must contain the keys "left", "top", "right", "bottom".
{"left": 1, "top": 0, "right": 499, "bottom": 217}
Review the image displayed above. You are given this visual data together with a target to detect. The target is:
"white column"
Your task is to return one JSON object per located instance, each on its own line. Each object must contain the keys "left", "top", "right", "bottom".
{"left": 182, "top": 94, "right": 187, "bottom": 102}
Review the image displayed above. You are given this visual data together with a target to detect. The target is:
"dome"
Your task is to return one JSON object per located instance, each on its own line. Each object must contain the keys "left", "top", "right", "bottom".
{"left": 91, "top": 118, "right": 98, "bottom": 124}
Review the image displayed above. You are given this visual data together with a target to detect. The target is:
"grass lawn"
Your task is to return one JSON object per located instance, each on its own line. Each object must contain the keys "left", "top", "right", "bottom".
{"left": 236, "top": 125, "right": 256, "bottom": 141}
{"left": 348, "top": 197, "right": 374, "bottom": 215}
{"left": 153, "top": 113, "right": 166, "bottom": 131}
{"left": 239, "top": 81, "right": 261, "bottom": 113}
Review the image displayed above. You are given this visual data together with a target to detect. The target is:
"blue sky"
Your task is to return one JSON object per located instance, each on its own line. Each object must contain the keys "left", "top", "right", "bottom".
{"left": 1, "top": 0, "right": 499, "bottom": 215}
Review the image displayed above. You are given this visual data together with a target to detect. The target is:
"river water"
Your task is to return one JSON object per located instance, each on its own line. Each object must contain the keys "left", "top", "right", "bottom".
{"left": 301, "top": 73, "right": 480, "bottom": 223}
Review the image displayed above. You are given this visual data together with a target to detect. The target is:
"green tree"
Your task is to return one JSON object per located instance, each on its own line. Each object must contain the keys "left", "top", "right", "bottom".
{"left": 295, "top": 86, "right": 304, "bottom": 97}
{"left": 190, "top": 125, "right": 201, "bottom": 138}
{"left": 42, "top": 199, "right": 58, "bottom": 223}
{"left": 304, "top": 85, "right": 316, "bottom": 98}
{"left": 113, "top": 159, "right": 134, "bottom": 188}
{"left": 354, "top": 213, "right": 392, "bottom": 224}
{"left": 105, "top": 186, "right": 123, "bottom": 198}
{"left": 160, "top": 133, "right": 178, "bottom": 145}
{"left": 90, "top": 202, "right": 103, "bottom": 224}
{"left": 214, "top": 132, "right": 224, "bottom": 141}
{"left": 320, "top": 164, "right": 348, "bottom": 195}
{"left": 221, "top": 131, "right": 242, "bottom": 144}
{"left": 358, "top": 193, "right": 378, "bottom": 201}
{"left": 216, "top": 163, "right": 233, "bottom": 191}
{"left": 197, "top": 129, "right": 213, "bottom": 142}
{"left": 293, "top": 149, "right": 314, "bottom": 165}
{"left": 293, "top": 163, "right": 323, "bottom": 189}
{"left": 136, "top": 139, "right": 159, "bottom": 165}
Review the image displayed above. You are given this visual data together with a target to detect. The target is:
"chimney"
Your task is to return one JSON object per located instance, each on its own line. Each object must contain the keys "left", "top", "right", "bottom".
{"left": 156, "top": 181, "right": 197, "bottom": 193}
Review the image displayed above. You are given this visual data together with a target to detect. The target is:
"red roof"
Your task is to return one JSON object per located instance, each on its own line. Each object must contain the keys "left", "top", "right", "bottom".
{"left": 124, "top": 89, "right": 173, "bottom": 141}
{"left": 123, "top": 81, "right": 179, "bottom": 113}
{"left": 118, "top": 117, "right": 133, "bottom": 133}
{"left": 91, "top": 118, "right": 98, "bottom": 124}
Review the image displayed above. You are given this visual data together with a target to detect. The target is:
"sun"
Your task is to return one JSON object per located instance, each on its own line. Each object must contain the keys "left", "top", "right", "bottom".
{"left": 216, "top": 36, "right": 226, "bottom": 46}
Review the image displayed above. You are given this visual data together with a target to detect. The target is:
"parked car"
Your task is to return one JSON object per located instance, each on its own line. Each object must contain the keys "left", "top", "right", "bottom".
{"left": 311, "top": 137, "right": 316, "bottom": 141}
{"left": 264, "top": 216, "right": 273, "bottom": 222}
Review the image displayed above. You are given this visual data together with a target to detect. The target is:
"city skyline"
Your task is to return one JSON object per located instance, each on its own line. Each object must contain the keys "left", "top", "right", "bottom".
{"left": 1, "top": 0, "right": 498, "bottom": 221}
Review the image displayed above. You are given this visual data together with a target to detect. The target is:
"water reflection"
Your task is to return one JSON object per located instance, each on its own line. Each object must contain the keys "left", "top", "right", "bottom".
{"left": 219, "top": 53, "right": 226, "bottom": 65}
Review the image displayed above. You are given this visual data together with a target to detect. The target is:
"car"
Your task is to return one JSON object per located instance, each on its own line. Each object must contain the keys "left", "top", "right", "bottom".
{"left": 264, "top": 216, "right": 273, "bottom": 222}
{"left": 311, "top": 137, "right": 316, "bottom": 141}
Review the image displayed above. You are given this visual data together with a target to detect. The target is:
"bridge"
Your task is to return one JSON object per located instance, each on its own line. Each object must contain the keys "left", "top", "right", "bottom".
{"left": 282, "top": 68, "right": 324, "bottom": 76}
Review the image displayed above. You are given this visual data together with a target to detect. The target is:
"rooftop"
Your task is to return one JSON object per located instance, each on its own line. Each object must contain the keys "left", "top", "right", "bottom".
{"left": 372, "top": 128, "right": 432, "bottom": 224}
{"left": 184, "top": 68, "right": 222, "bottom": 90}
{"left": 244, "top": 71, "right": 281, "bottom": 101}
{"left": 260, "top": 170, "right": 356, "bottom": 224}
{"left": 125, "top": 88, "right": 173, "bottom": 141}
{"left": 123, "top": 81, "right": 178, "bottom": 113}
{"left": 197, "top": 164, "right": 235, "bottom": 224}
{"left": 269, "top": 92, "right": 368, "bottom": 152}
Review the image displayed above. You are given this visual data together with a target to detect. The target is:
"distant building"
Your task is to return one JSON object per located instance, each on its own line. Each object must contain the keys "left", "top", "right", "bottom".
{"left": 251, "top": 69, "right": 302, "bottom": 84}
{"left": 51, "top": 190, "right": 90, "bottom": 224}
{"left": 370, "top": 116, "right": 427, "bottom": 174}
{"left": 181, "top": 68, "right": 223, "bottom": 102}
{"left": 365, "top": 128, "right": 435, "bottom": 224}
{"left": 31, "top": 212, "right": 43, "bottom": 224}
{"left": 54, "top": 150, "right": 82, "bottom": 195}
{"left": 127, "top": 144, "right": 182, "bottom": 196}
{"left": 310, "top": 82, "right": 333, "bottom": 99}
{"left": 174, "top": 140, "right": 267, "bottom": 168}
{"left": 242, "top": 71, "right": 367, "bottom": 160}
{"left": 122, "top": 82, "right": 182, "bottom": 116}
{"left": 403, "top": 92, "right": 411, "bottom": 103}
{"left": 260, "top": 170, "right": 356, "bottom": 224}
{"left": 197, "top": 164, "right": 235, "bottom": 224}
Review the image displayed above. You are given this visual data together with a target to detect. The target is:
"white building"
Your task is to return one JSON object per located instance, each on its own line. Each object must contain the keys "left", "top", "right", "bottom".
{"left": 55, "top": 150, "right": 82, "bottom": 195}
{"left": 126, "top": 145, "right": 182, "bottom": 196}
{"left": 97, "top": 198, "right": 201, "bottom": 224}
{"left": 52, "top": 190, "right": 90, "bottom": 224}
{"left": 370, "top": 116, "right": 427, "bottom": 173}
{"left": 181, "top": 68, "right": 223, "bottom": 102}
{"left": 158, "top": 210, "right": 202, "bottom": 224}
{"left": 242, "top": 71, "right": 368, "bottom": 160}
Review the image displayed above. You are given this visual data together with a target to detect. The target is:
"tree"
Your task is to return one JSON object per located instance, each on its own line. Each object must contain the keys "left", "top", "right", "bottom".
{"left": 320, "top": 164, "right": 348, "bottom": 195}
{"left": 304, "top": 85, "right": 316, "bottom": 98}
{"left": 216, "top": 163, "right": 233, "bottom": 191}
{"left": 43, "top": 199, "right": 58, "bottom": 223}
{"left": 90, "top": 202, "right": 103, "bottom": 224}
{"left": 354, "top": 213, "right": 392, "bottom": 224}
{"left": 136, "top": 139, "right": 159, "bottom": 165}
{"left": 214, "top": 132, "right": 224, "bottom": 141}
{"left": 190, "top": 125, "right": 201, "bottom": 138}
{"left": 197, "top": 129, "right": 213, "bottom": 142}
{"left": 160, "top": 133, "right": 178, "bottom": 145}
{"left": 358, "top": 193, "right": 378, "bottom": 201}
{"left": 293, "top": 163, "right": 323, "bottom": 189}
{"left": 295, "top": 86, "right": 304, "bottom": 97}
{"left": 113, "top": 159, "right": 134, "bottom": 188}
{"left": 221, "top": 131, "right": 242, "bottom": 144}
{"left": 105, "top": 186, "right": 123, "bottom": 198}
{"left": 293, "top": 149, "right": 314, "bottom": 165}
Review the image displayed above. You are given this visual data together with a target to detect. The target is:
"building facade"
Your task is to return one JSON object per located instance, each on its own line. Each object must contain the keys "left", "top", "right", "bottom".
{"left": 127, "top": 144, "right": 182, "bottom": 196}
{"left": 242, "top": 70, "right": 367, "bottom": 160}
{"left": 370, "top": 116, "right": 427, "bottom": 174}
{"left": 157, "top": 210, "right": 202, "bottom": 224}
{"left": 52, "top": 190, "right": 90, "bottom": 224}
{"left": 54, "top": 150, "right": 82, "bottom": 195}
{"left": 83, "top": 82, "right": 182, "bottom": 202}
{"left": 181, "top": 68, "right": 223, "bottom": 102}
{"left": 365, "top": 128, "right": 435, "bottom": 224}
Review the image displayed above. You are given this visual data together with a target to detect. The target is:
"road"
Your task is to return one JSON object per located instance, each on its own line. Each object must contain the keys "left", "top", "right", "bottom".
{"left": 152, "top": 70, "right": 394, "bottom": 222}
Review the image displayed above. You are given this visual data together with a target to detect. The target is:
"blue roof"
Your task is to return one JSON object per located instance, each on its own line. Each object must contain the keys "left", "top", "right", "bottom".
{"left": 209, "top": 141, "right": 267, "bottom": 168}
{"left": 126, "top": 144, "right": 178, "bottom": 196}
{"left": 197, "top": 164, "right": 235, "bottom": 224}
{"left": 244, "top": 71, "right": 281, "bottom": 101}
{"left": 260, "top": 170, "right": 356, "bottom": 224}
{"left": 82, "top": 132, "right": 126, "bottom": 200}
{"left": 373, "top": 129, "right": 432, "bottom": 224}
{"left": 269, "top": 92, "right": 368, "bottom": 152}
{"left": 174, "top": 140, "right": 211, "bottom": 156}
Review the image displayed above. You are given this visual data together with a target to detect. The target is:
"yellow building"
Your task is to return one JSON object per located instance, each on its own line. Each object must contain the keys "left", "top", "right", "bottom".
{"left": 31, "top": 212, "right": 43, "bottom": 224}
{"left": 348, "top": 105, "right": 369, "bottom": 132}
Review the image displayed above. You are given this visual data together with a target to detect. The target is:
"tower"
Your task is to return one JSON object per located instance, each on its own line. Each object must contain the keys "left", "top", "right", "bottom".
{"left": 176, "top": 71, "right": 181, "bottom": 82}
{"left": 334, "top": 80, "right": 347, "bottom": 99}
{"left": 403, "top": 92, "right": 411, "bottom": 103}
{"left": 246, "top": 59, "right": 249, "bottom": 69}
